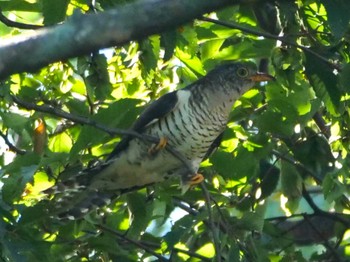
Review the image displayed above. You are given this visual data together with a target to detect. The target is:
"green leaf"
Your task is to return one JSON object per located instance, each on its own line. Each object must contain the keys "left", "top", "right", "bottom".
{"left": 281, "top": 160, "right": 302, "bottom": 212}
{"left": 42, "top": 0, "right": 69, "bottom": 25}
{"left": 93, "top": 98, "right": 142, "bottom": 128}
{"left": 66, "top": 99, "right": 90, "bottom": 116}
{"left": 1, "top": 153, "right": 40, "bottom": 203}
{"left": 140, "top": 36, "right": 160, "bottom": 72}
{"left": 259, "top": 160, "right": 280, "bottom": 200}
{"left": 213, "top": 38, "right": 275, "bottom": 60}
{"left": 339, "top": 63, "right": 350, "bottom": 92}
{"left": 321, "top": 0, "right": 350, "bottom": 39}
{"left": 0, "top": 112, "right": 30, "bottom": 133}
{"left": 164, "top": 215, "right": 194, "bottom": 249}
{"left": 126, "top": 192, "right": 152, "bottom": 237}
{"left": 211, "top": 146, "right": 258, "bottom": 180}
{"left": 49, "top": 132, "right": 72, "bottom": 153}
{"left": 238, "top": 210, "right": 265, "bottom": 232}
{"left": 304, "top": 51, "right": 342, "bottom": 113}
{"left": 70, "top": 99, "right": 142, "bottom": 157}
{"left": 160, "top": 30, "right": 177, "bottom": 61}
{"left": 255, "top": 110, "right": 294, "bottom": 137}
{"left": 86, "top": 54, "right": 113, "bottom": 101}
{"left": 196, "top": 243, "right": 215, "bottom": 258}
{"left": 175, "top": 48, "right": 205, "bottom": 76}
{"left": 0, "top": 0, "right": 40, "bottom": 12}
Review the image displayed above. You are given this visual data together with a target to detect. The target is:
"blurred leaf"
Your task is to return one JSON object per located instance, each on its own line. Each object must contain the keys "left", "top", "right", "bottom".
{"left": 66, "top": 99, "right": 90, "bottom": 116}
{"left": 160, "top": 30, "right": 177, "bottom": 61}
{"left": 238, "top": 210, "right": 265, "bottom": 232}
{"left": 1, "top": 153, "right": 40, "bottom": 203}
{"left": 322, "top": 174, "right": 346, "bottom": 203}
{"left": 259, "top": 160, "right": 280, "bottom": 200}
{"left": 211, "top": 146, "right": 258, "bottom": 180}
{"left": 321, "top": 0, "right": 350, "bottom": 40}
{"left": 196, "top": 243, "right": 215, "bottom": 258}
{"left": 176, "top": 48, "right": 205, "bottom": 76}
{"left": 164, "top": 215, "right": 194, "bottom": 249}
{"left": 0, "top": 112, "right": 30, "bottom": 133}
{"left": 140, "top": 36, "right": 160, "bottom": 72}
{"left": 42, "top": 0, "right": 69, "bottom": 25}
{"left": 49, "top": 132, "right": 72, "bottom": 153}
{"left": 339, "top": 63, "right": 350, "bottom": 92}
{"left": 213, "top": 38, "right": 275, "bottom": 60}
{"left": 255, "top": 110, "right": 294, "bottom": 136}
{"left": 1, "top": 1, "right": 350, "bottom": 260}
{"left": 304, "top": 51, "right": 342, "bottom": 112}
{"left": 281, "top": 160, "right": 302, "bottom": 212}
{"left": 126, "top": 192, "right": 152, "bottom": 237}
{"left": 0, "top": 0, "right": 40, "bottom": 11}
{"left": 86, "top": 54, "right": 113, "bottom": 101}
{"left": 70, "top": 99, "right": 141, "bottom": 157}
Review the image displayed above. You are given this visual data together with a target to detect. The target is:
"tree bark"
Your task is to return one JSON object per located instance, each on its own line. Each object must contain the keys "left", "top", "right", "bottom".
{"left": 0, "top": 0, "right": 243, "bottom": 79}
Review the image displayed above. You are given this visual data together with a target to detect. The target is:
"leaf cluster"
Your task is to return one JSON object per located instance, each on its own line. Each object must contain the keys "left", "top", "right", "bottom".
{"left": 0, "top": 0, "right": 350, "bottom": 261}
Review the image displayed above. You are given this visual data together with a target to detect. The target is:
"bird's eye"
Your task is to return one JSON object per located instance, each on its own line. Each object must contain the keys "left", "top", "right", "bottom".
{"left": 236, "top": 67, "right": 249, "bottom": 78}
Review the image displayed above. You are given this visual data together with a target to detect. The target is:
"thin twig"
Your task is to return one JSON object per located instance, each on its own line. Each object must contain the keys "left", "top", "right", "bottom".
{"left": 271, "top": 149, "right": 322, "bottom": 183}
{"left": 302, "top": 214, "right": 341, "bottom": 260}
{"left": 95, "top": 224, "right": 169, "bottom": 261}
{"left": 199, "top": 17, "right": 340, "bottom": 71}
{"left": 0, "top": 8, "right": 43, "bottom": 29}
{"left": 312, "top": 112, "right": 331, "bottom": 139}
{"left": 200, "top": 183, "right": 221, "bottom": 262}
{"left": 172, "top": 198, "right": 199, "bottom": 216}
{"left": 0, "top": 130, "right": 26, "bottom": 155}
{"left": 10, "top": 95, "right": 196, "bottom": 174}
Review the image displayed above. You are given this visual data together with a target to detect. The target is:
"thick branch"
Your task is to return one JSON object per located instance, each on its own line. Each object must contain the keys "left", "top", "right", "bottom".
{"left": 0, "top": 0, "right": 242, "bottom": 79}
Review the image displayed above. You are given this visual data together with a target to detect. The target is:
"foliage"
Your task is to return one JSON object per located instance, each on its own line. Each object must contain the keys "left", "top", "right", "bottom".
{"left": 0, "top": 0, "right": 350, "bottom": 261}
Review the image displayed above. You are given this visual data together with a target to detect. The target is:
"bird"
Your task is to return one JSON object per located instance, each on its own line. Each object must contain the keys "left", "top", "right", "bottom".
{"left": 46, "top": 61, "right": 274, "bottom": 220}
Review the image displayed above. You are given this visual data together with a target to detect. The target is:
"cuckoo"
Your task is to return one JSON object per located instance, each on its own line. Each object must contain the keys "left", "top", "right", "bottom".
{"left": 47, "top": 61, "right": 274, "bottom": 219}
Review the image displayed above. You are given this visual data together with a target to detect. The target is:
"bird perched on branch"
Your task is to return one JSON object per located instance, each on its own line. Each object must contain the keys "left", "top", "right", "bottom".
{"left": 47, "top": 61, "right": 273, "bottom": 220}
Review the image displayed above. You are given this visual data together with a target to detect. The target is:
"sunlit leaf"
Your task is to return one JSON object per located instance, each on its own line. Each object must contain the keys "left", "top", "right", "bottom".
{"left": 321, "top": 0, "right": 350, "bottom": 40}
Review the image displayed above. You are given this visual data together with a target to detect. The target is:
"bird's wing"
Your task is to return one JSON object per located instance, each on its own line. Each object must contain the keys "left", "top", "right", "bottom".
{"left": 107, "top": 90, "right": 180, "bottom": 159}
{"left": 202, "top": 131, "right": 224, "bottom": 161}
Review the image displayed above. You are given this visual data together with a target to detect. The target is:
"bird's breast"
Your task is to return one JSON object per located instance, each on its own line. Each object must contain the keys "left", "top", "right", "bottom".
{"left": 148, "top": 91, "right": 227, "bottom": 161}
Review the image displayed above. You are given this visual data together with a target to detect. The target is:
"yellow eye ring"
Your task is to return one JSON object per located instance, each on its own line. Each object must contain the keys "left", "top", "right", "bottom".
{"left": 236, "top": 67, "right": 249, "bottom": 77}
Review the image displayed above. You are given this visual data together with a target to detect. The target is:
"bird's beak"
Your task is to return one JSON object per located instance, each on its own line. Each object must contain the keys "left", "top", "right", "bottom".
{"left": 249, "top": 72, "right": 275, "bottom": 82}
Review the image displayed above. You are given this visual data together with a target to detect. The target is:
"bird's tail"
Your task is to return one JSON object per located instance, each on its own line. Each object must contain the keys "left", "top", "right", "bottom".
{"left": 44, "top": 169, "right": 150, "bottom": 220}
{"left": 44, "top": 168, "right": 117, "bottom": 220}
{"left": 52, "top": 190, "right": 116, "bottom": 220}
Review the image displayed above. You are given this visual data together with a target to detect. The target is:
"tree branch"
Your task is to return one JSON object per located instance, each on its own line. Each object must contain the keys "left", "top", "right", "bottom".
{"left": 95, "top": 224, "right": 169, "bottom": 261}
{"left": 0, "top": 8, "right": 43, "bottom": 29}
{"left": 199, "top": 17, "right": 341, "bottom": 71}
{"left": 0, "top": 0, "right": 245, "bottom": 79}
{"left": 11, "top": 95, "right": 196, "bottom": 174}
{"left": 271, "top": 149, "right": 322, "bottom": 183}
{"left": 200, "top": 183, "right": 222, "bottom": 262}
{"left": 0, "top": 130, "right": 26, "bottom": 155}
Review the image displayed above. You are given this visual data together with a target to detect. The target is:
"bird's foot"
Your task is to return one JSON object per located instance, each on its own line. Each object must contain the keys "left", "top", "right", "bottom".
{"left": 180, "top": 173, "right": 204, "bottom": 194}
{"left": 189, "top": 173, "right": 204, "bottom": 186}
{"left": 148, "top": 137, "right": 168, "bottom": 155}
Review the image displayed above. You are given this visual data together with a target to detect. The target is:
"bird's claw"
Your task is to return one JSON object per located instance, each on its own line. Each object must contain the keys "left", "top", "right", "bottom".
{"left": 189, "top": 173, "right": 204, "bottom": 186}
{"left": 148, "top": 137, "right": 168, "bottom": 155}
{"left": 180, "top": 173, "right": 204, "bottom": 194}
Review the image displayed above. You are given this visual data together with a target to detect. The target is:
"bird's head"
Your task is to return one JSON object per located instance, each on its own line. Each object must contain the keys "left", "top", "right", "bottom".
{"left": 208, "top": 61, "right": 274, "bottom": 97}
